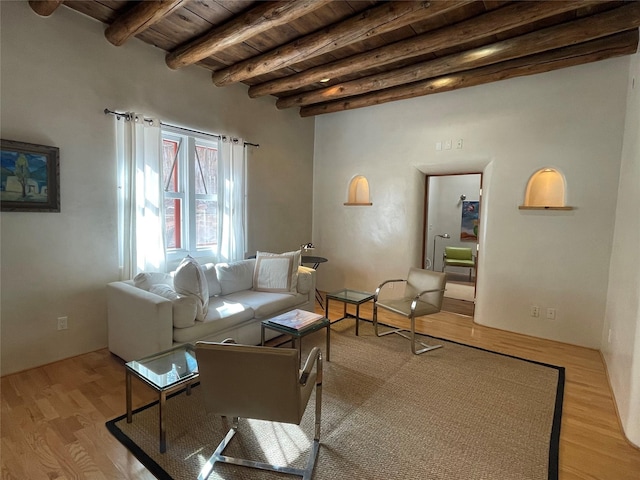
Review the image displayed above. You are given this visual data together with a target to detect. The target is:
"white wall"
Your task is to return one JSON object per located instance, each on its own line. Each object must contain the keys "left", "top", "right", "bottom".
{"left": 313, "top": 57, "right": 628, "bottom": 351}
{"left": 603, "top": 50, "right": 640, "bottom": 448}
{"left": 0, "top": 2, "right": 315, "bottom": 375}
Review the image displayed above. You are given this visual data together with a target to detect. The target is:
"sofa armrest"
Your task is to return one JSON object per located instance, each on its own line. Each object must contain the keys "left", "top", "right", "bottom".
{"left": 297, "top": 266, "right": 316, "bottom": 297}
{"left": 107, "top": 281, "right": 174, "bottom": 362}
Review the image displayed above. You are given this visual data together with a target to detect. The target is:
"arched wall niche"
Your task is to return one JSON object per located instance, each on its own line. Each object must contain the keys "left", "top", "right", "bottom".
{"left": 345, "top": 175, "right": 372, "bottom": 206}
{"left": 520, "top": 167, "right": 573, "bottom": 210}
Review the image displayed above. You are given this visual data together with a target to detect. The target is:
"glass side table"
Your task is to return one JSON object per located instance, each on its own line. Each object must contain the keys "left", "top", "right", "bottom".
{"left": 261, "top": 309, "right": 330, "bottom": 365}
{"left": 325, "top": 289, "right": 374, "bottom": 336}
{"left": 125, "top": 344, "right": 199, "bottom": 453}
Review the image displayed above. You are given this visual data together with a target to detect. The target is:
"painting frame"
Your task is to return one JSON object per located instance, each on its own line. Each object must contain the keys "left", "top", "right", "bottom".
{"left": 460, "top": 200, "right": 479, "bottom": 241}
{"left": 1, "top": 139, "right": 60, "bottom": 212}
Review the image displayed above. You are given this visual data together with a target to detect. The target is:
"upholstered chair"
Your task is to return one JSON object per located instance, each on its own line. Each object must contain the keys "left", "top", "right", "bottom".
{"left": 442, "top": 246, "right": 476, "bottom": 281}
{"left": 195, "top": 340, "right": 322, "bottom": 480}
{"left": 373, "top": 267, "right": 446, "bottom": 354}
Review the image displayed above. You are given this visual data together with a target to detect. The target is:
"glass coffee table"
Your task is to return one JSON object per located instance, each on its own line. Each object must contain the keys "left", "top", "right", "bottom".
{"left": 125, "top": 344, "right": 198, "bottom": 453}
{"left": 261, "top": 309, "right": 330, "bottom": 364}
{"left": 325, "top": 289, "right": 374, "bottom": 336}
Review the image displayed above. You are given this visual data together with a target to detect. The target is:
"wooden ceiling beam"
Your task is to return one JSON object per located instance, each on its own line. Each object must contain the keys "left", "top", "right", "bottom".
{"left": 249, "top": 0, "right": 596, "bottom": 98}
{"left": 105, "top": 0, "right": 189, "bottom": 47}
{"left": 28, "top": 0, "right": 63, "bottom": 17}
{"left": 212, "top": 0, "right": 475, "bottom": 87}
{"left": 299, "top": 30, "right": 639, "bottom": 117}
{"left": 278, "top": 2, "right": 640, "bottom": 109}
{"left": 165, "top": 0, "right": 332, "bottom": 70}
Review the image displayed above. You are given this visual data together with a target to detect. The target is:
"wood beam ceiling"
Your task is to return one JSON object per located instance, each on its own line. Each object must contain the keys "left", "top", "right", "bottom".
{"left": 165, "top": 0, "right": 334, "bottom": 70}
{"left": 37, "top": 1, "right": 640, "bottom": 116}
{"left": 248, "top": 0, "right": 592, "bottom": 99}
{"left": 299, "top": 30, "right": 639, "bottom": 117}
{"left": 105, "top": 0, "right": 190, "bottom": 47}
{"left": 211, "top": 0, "right": 474, "bottom": 86}
{"left": 28, "top": 0, "right": 63, "bottom": 17}
{"left": 277, "top": 2, "right": 640, "bottom": 110}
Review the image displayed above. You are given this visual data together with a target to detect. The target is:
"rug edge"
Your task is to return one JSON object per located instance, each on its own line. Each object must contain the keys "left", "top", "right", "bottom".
{"left": 106, "top": 398, "right": 177, "bottom": 480}
{"left": 549, "top": 366, "right": 565, "bottom": 480}
{"left": 359, "top": 321, "right": 567, "bottom": 480}
{"left": 107, "top": 330, "right": 565, "bottom": 480}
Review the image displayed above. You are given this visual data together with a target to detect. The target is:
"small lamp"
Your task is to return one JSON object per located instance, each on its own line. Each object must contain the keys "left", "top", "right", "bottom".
{"left": 300, "top": 242, "right": 314, "bottom": 253}
{"left": 432, "top": 234, "right": 450, "bottom": 270}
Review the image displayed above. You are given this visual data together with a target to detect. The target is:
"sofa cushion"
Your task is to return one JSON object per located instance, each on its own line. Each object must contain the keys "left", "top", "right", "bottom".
{"left": 253, "top": 250, "right": 300, "bottom": 294}
{"left": 201, "top": 263, "right": 222, "bottom": 296}
{"left": 173, "top": 256, "right": 209, "bottom": 320}
{"left": 172, "top": 297, "right": 255, "bottom": 344}
{"left": 224, "top": 290, "right": 306, "bottom": 319}
{"left": 133, "top": 272, "right": 174, "bottom": 291}
{"left": 149, "top": 285, "right": 198, "bottom": 328}
{"left": 215, "top": 259, "right": 255, "bottom": 295}
{"left": 296, "top": 267, "right": 312, "bottom": 295}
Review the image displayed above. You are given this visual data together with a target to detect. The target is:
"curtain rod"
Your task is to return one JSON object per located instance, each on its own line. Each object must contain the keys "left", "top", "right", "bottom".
{"left": 104, "top": 109, "right": 259, "bottom": 148}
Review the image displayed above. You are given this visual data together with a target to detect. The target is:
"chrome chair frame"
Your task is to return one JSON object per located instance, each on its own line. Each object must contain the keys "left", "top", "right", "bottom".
{"left": 373, "top": 273, "right": 446, "bottom": 355}
{"left": 197, "top": 339, "right": 323, "bottom": 480}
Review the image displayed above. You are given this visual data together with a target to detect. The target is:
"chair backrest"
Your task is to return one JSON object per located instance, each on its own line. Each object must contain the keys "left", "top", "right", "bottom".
{"left": 195, "top": 342, "right": 308, "bottom": 424}
{"left": 445, "top": 246, "right": 473, "bottom": 261}
{"left": 404, "top": 267, "right": 446, "bottom": 310}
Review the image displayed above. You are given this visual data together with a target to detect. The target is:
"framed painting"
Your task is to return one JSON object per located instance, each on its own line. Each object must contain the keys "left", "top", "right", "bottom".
{"left": 1, "top": 139, "right": 60, "bottom": 212}
{"left": 460, "top": 201, "right": 479, "bottom": 241}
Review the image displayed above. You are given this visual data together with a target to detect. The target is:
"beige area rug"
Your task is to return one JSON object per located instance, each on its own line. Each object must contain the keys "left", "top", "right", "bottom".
{"left": 444, "top": 281, "right": 475, "bottom": 301}
{"left": 106, "top": 322, "right": 564, "bottom": 480}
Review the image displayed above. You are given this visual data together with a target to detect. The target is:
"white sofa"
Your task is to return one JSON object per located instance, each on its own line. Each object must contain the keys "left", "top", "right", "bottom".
{"left": 107, "top": 257, "right": 316, "bottom": 362}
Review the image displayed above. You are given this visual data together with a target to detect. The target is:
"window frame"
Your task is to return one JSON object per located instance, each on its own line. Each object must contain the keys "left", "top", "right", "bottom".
{"left": 162, "top": 128, "right": 219, "bottom": 264}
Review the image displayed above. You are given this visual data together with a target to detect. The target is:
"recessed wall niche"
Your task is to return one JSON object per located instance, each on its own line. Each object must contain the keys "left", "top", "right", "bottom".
{"left": 519, "top": 167, "right": 573, "bottom": 210}
{"left": 345, "top": 175, "right": 372, "bottom": 206}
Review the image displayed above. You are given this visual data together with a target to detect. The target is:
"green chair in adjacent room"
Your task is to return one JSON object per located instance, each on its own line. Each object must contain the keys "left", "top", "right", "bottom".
{"left": 442, "top": 246, "right": 476, "bottom": 281}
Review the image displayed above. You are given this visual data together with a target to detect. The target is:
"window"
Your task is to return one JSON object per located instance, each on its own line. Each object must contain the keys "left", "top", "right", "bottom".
{"left": 162, "top": 129, "right": 219, "bottom": 261}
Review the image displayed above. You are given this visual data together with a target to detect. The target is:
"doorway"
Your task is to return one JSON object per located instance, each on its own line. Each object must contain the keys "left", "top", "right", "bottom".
{"left": 422, "top": 173, "right": 482, "bottom": 317}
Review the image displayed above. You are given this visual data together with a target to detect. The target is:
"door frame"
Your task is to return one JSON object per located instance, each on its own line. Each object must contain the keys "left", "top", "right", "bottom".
{"left": 422, "top": 172, "right": 483, "bottom": 308}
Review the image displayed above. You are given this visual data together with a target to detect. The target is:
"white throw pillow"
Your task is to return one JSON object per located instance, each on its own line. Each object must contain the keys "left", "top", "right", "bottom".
{"left": 149, "top": 285, "right": 198, "bottom": 328}
{"left": 201, "top": 263, "right": 222, "bottom": 296}
{"left": 133, "top": 272, "right": 174, "bottom": 291}
{"left": 253, "top": 250, "right": 301, "bottom": 294}
{"left": 215, "top": 259, "right": 256, "bottom": 295}
{"left": 173, "top": 256, "right": 209, "bottom": 321}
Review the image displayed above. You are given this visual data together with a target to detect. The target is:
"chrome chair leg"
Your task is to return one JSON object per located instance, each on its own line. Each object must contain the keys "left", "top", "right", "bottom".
{"left": 410, "top": 313, "right": 442, "bottom": 355}
{"left": 198, "top": 387, "right": 322, "bottom": 480}
{"left": 374, "top": 309, "right": 442, "bottom": 354}
{"left": 373, "top": 302, "right": 405, "bottom": 338}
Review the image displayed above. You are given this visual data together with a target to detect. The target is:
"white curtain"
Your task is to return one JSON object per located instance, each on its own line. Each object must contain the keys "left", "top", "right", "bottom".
{"left": 217, "top": 137, "right": 246, "bottom": 263}
{"left": 115, "top": 113, "right": 166, "bottom": 279}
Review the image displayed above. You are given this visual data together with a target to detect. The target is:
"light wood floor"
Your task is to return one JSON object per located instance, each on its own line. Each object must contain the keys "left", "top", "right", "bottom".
{"left": 2, "top": 301, "right": 639, "bottom": 479}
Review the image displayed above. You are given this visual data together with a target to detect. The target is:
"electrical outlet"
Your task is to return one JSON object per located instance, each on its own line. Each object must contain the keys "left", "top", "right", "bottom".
{"left": 435, "top": 141, "right": 442, "bottom": 151}
{"left": 57, "top": 316, "right": 68, "bottom": 330}
{"left": 530, "top": 306, "right": 539, "bottom": 318}
{"left": 546, "top": 308, "right": 556, "bottom": 320}
{"left": 456, "top": 139, "right": 463, "bottom": 149}
{"left": 444, "top": 140, "right": 452, "bottom": 150}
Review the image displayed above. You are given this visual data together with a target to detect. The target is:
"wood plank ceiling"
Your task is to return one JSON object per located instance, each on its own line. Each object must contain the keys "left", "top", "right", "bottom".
{"left": 30, "top": 0, "right": 640, "bottom": 116}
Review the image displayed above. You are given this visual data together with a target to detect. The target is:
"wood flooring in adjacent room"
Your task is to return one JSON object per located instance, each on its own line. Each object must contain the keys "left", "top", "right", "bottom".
{"left": 1, "top": 301, "right": 639, "bottom": 479}
{"left": 442, "top": 277, "right": 476, "bottom": 317}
